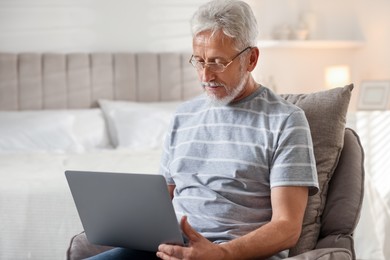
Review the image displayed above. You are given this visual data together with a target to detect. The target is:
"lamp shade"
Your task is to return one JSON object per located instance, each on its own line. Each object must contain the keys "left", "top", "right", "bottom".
{"left": 325, "top": 65, "right": 351, "bottom": 89}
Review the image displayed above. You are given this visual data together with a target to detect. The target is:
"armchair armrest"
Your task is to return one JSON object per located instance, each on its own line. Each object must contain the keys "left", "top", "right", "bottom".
{"left": 66, "top": 232, "right": 353, "bottom": 260}
{"left": 66, "top": 232, "right": 113, "bottom": 260}
{"left": 285, "top": 248, "right": 352, "bottom": 260}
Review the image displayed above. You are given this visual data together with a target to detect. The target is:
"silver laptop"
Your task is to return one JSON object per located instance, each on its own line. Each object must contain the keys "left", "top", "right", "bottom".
{"left": 65, "top": 170, "right": 185, "bottom": 252}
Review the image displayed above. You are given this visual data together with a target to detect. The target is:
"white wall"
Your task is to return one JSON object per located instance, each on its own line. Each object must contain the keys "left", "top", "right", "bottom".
{"left": 90, "top": 0, "right": 208, "bottom": 52}
{"left": 0, "top": 0, "right": 97, "bottom": 52}
{"left": 0, "top": 0, "right": 206, "bottom": 52}
{"left": 355, "top": 0, "right": 390, "bottom": 80}
{"left": 0, "top": 0, "right": 389, "bottom": 110}
{"left": 248, "top": 0, "right": 390, "bottom": 111}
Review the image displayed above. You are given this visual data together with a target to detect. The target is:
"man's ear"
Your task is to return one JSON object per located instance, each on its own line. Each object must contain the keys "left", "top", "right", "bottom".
{"left": 247, "top": 47, "right": 259, "bottom": 72}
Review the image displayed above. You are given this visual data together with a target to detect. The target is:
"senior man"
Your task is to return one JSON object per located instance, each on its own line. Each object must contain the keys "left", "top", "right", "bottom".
{"left": 88, "top": 0, "right": 318, "bottom": 259}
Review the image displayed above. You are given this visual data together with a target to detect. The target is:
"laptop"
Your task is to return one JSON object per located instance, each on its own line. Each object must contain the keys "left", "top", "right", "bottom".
{"left": 65, "top": 170, "right": 185, "bottom": 252}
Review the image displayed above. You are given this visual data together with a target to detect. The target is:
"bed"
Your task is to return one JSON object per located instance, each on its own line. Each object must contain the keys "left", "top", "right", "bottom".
{"left": 0, "top": 52, "right": 201, "bottom": 260}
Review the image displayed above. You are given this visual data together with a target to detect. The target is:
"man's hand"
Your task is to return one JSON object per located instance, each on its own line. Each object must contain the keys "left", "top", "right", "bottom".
{"left": 156, "top": 216, "right": 227, "bottom": 260}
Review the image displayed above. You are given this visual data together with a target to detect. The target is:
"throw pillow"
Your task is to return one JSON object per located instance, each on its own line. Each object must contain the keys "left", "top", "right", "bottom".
{"left": 280, "top": 84, "right": 353, "bottom": 255}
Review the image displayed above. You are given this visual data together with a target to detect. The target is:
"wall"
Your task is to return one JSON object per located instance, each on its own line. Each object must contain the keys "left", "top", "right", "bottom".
{"left": 0, "top": 0, "right": 206, "bottom": 52}
{"left": 248, "top": 0, "right": 390, "bottom": 111}
{"left": 0, "top": 0, "right": 97, "bottom": 52}
{"left": 355, "top": 0, "right": 390, "bottom": 80}
{"left": 90, "top": 0, "right": 208, "bottom": 52}
{"left": 0, "top": 0, "right": 389, "bottom": 110}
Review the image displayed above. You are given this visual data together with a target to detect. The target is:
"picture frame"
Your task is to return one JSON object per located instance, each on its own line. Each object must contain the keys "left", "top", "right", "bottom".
{"left": 357, "top": 80, "right": 390, "bottom": 110}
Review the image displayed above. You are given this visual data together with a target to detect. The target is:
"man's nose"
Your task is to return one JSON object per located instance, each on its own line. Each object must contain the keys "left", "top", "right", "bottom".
{"left": 201, "top": 66, "right": 215, "bottom": 82}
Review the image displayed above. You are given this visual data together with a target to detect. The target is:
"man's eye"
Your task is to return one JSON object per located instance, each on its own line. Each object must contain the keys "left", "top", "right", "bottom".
{"left": 214, "top": 59, "right": 226, "bottom": 65}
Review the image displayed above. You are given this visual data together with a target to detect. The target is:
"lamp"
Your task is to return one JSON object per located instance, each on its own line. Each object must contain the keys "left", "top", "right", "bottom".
{"left": 325, "top": 65, "right": 351, "bottom": 89}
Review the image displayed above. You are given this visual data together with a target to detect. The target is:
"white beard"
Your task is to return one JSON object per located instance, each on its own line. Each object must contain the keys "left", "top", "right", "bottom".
{"left": 203, "top": 74, "right": 247, "bottom": 107}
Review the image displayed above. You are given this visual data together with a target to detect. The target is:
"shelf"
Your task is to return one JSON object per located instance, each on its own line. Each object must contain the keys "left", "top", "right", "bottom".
{"left": 258, "top": 40, "right": 365, "bottom": 49}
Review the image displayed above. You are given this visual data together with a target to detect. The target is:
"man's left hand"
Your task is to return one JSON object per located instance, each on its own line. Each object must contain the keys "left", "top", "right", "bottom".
{"left": 156, "top": 216, "right": 227, "bottom": 260}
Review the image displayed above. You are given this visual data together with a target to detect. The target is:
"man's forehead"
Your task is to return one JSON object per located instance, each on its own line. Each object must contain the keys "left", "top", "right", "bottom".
{"left": 192, "top": 30, "right": 236, "bottom": 55}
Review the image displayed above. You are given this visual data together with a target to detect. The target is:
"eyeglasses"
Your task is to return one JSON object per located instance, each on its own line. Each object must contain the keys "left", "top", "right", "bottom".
{"left": 189, "top": 46, "right": 252, "bottom": 73}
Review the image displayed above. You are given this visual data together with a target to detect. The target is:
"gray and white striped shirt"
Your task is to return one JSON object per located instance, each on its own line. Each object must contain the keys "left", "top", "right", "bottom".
{"left": 159, "top": 86, "right": 318, "bottom": 246}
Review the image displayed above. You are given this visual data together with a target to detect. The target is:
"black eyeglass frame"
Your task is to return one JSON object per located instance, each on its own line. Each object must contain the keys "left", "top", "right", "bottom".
{"left": 189, "top": 46, "right": 252, "bottom": 73}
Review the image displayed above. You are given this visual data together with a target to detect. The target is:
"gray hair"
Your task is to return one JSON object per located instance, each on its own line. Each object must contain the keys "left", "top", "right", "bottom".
{"left": 190, "top": 0, "right": 259, "bottom": 50}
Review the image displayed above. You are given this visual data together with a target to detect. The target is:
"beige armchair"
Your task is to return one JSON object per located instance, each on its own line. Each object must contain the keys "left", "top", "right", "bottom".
{"left": 67, "top": 85, "right": 364, "bottom": 260}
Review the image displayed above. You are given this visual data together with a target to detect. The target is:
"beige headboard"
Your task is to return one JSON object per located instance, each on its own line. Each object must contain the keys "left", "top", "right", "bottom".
{"left": 0, "top": 52, "right": 201, "bottom": 110}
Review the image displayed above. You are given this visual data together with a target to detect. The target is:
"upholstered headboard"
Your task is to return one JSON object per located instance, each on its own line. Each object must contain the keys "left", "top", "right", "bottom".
{"left": 0, "top": 53, "right": 201, "bottom": 110}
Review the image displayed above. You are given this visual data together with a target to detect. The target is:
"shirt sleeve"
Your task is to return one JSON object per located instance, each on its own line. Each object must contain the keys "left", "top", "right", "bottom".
{"left": 158, "top": 121, "right": 175, "bottom": 185}
{"left": 270, "top": 109, "right": 319, "bottom": 196}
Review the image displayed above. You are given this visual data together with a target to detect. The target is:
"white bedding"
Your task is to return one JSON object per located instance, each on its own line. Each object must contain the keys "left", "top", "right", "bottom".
{"left": 0, "top": 101, "right": 177, "bottom": 260}
{"left": 0, "top": 148, "right": 163, "bottom": 260}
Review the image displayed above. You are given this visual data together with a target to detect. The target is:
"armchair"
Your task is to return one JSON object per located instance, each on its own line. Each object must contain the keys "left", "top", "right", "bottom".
{"left": 67, "top": 85, "right": 364, "bottom": 260}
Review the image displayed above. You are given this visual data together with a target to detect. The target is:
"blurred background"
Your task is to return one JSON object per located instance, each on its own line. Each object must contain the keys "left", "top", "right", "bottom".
{"left": 0, "top": 0, "right": 389, "bottom": 110}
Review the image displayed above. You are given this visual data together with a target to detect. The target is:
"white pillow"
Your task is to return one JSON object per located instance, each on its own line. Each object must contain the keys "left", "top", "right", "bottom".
{"left": 0, "top": 109, "right": 112, "bottom": 153}
{"left": 98, "top": 100, "right": 181, "bottom": 149}
{"left": 0, "top": 111, "right": 84, "bottom": 153}
{"left": 69, "top": 109, "right": 111, "bottom": 150}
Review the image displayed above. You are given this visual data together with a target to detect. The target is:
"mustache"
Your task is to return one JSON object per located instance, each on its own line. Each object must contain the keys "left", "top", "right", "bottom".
{"left": 201, "top": 81, "right": 226, "bottom": 88}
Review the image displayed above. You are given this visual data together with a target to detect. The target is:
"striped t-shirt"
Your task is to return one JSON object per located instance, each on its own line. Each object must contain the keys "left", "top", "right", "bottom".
{"left": 159, "top": 86, "right": 319, "bottom": 247}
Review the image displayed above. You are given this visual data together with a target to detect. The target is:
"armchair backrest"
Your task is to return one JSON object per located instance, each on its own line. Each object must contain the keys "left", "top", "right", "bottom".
{"left": 315, "top": 128, "right": 364, "bottom": 259}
